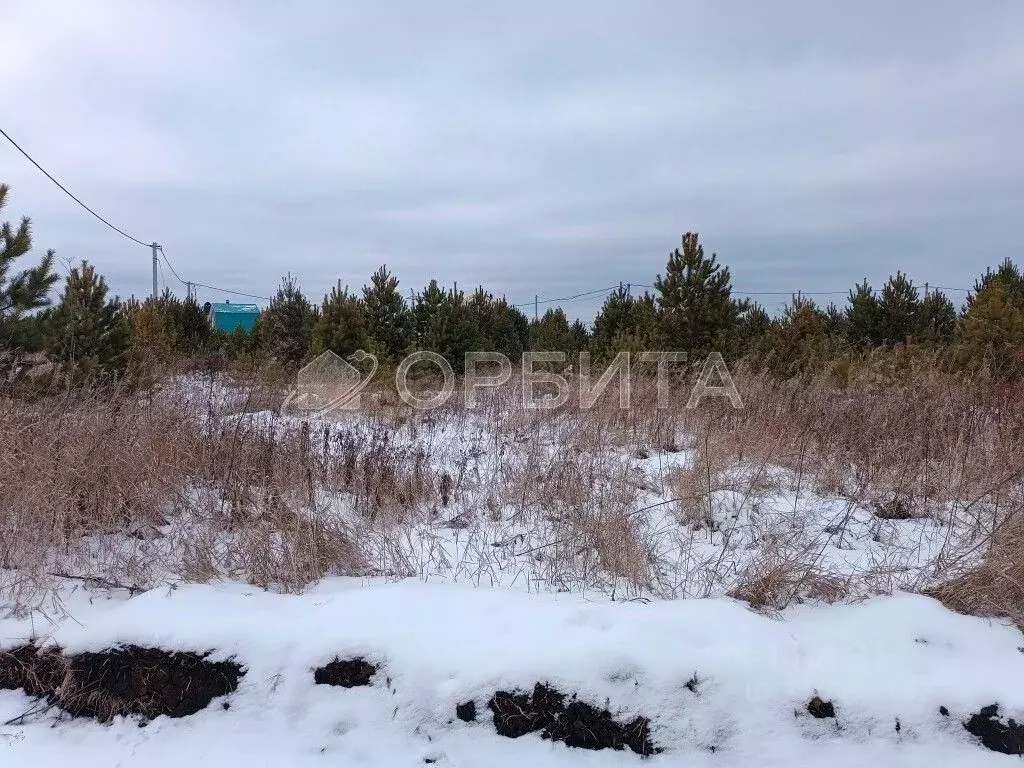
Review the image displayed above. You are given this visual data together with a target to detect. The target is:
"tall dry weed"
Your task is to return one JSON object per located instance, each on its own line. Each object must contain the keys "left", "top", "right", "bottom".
{"left": 1, "top": 356, "right": 1022, "bottom": 614}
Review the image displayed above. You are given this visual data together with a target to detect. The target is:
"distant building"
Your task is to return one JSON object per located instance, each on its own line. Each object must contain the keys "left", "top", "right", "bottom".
{"left": 204, "top": 301, "right": 260, "bottom": 333}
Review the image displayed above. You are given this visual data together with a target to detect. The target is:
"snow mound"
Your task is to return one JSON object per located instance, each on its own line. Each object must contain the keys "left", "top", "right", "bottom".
{"left": 2, "top": 580, "right": 1023, "bottom": 766}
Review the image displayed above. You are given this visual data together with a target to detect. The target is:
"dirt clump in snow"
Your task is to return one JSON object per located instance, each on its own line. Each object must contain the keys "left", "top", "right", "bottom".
{"left": 60, "top": 646, "right": 243, "bottom": 722}
{"left": 487, "top": 682, "right": 657, "bottom": 755}
{"left": 0, "top": 645, "right": 66, "bottom": 698}
{"left": 2, "top": 644, "right": 243, "bottom": 723}
{"left": 455, "top": 700, "right": 477, "bottom": 722}
{"left": 806, "top": 696, "right": 836, "bottom": 719}
{"left": 488, "top": 689, "right": 537, "bottom": 738}
{"left": 871, "top": 495, "right": 928, "bottom": 520}
{"left": 964, "top": 704, "right": 1024, "bottom": 755}
{"left": 314, "top": 656, "right": 378, "bottom": 687}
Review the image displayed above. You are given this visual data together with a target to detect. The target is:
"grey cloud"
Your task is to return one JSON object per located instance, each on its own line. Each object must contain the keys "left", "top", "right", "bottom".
{"left": 1, "top": 1, "right": 1021, "bottom": 321}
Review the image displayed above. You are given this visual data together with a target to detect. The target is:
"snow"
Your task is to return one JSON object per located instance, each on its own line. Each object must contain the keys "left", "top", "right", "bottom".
{"left": 114, "top": 373, "right": 995, "bottom": 605}
{"left": 3, "top": 375, "right": 1015, "bottom": 764}
{"left": 3, "top": 579, "right": 1023, "bottom": 766}
{"left": 208, "top": 403, "right": 987, "bottom": 601}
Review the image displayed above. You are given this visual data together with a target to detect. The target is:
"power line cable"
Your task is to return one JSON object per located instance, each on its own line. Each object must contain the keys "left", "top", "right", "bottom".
{"left": 736, "top": 289, "right": 851, "bottom": 296}
{"left": 159, "top": 247, "right": 270, "bottom": 302}
{"left": 0, "top": 125, "right": 153, "bottom": 248}
{"left": 3, "top": 124, "right": 977, "bottom": 305}
{"left": 516, "top": 280, "right": 974, "bottom": 314}
{"left": 188, "top": 280, "right": 271, "bottom": 303}
{"left": 512, "top": 284, "right": 622, "bottom": 308}
{"left": 1, "top": 124, "right": 270, "bottom": 302}
{"left": 157, "top": 246, "right": 186, "bottom": 284}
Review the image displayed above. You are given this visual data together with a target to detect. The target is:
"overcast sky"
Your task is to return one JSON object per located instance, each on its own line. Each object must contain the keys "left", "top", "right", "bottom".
{"left": 2, "top": 1, "right": 1021, "bottom": 319}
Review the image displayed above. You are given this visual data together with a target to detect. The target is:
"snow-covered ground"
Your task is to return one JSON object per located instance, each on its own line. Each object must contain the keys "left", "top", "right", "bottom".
{"left": 2, "top": 579, "right": 1022, "bottom": 766}
{"left": 206, "top": 400, "right": 988, "bottom": 602}
{"left": 140, "top": 373, "right": 994, "bottom": 602}
{"left": 3, "top": 376, "right": 1017, "bottom": 764}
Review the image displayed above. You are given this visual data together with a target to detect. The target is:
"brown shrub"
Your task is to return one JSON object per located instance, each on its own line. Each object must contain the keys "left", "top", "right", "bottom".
{"left": 930, "top": 510, "right": 1024, "bottom": 628}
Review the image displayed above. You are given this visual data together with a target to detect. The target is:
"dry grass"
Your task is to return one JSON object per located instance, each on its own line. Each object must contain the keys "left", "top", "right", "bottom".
{"left": 0, "top": 377, "right": 368, "bottom": 607}
{"left": 929, "top": 510, "right": 1024, "bottom": 628}
{"left": 0, "top": 358, "right": 1022, "bottom": 620}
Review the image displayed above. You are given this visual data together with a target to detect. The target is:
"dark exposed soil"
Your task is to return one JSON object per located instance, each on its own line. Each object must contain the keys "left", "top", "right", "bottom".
{"left": 964, "top": 704, "right": 1024, "bottom": 755}
{"left": 0, "top": 645, "right": 66, "bottom": 698}
{"left": 488, "top": 683, "right": 657, "bottom": 756}
{"left": 1, "top": 644, "right": 243, "bottom": 723}
{"left": 807, "top": 696, "right": 836, "bottom": 719}
{"left": 314, "top": 657, "right": 378, "bottom": 687}
{"left": 871, "top": 496, "right": 929, "bottom": 520}
{"left": 8, "top": 645, "right": 1021, "bottom": 759}
{"left": 61, "top": 646, "right": 243, "bottom": 722}
{"left": 489, "top": 690, "right": 539, "bottom": 738}
{"left": 456, "top": 700, "right": 477, "bottom": 722}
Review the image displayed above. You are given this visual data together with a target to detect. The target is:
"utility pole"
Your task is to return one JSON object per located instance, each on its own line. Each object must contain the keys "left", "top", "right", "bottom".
{"left": 186, "top": 281, "right": 192, "bottom": 302}
{"left": 534, "top": 294, "right": 538, "bottom": 322}
{"left": 151, "top": 242, "right": 160, "bottom": 300}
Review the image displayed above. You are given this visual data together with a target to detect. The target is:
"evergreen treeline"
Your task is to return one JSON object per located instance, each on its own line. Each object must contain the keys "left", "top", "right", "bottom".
{"left": 2, "top": 182, "right": 1023, "bottom": 386}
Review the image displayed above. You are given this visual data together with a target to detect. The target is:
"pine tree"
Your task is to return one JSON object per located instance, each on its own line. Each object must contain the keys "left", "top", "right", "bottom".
{"left": 823, "top": 302, "right": 847, "bottom": 338}
{"left": 529, "top": 308, "right": 572, "bottom": 351}
{"left": 362, "top": 265, "right": 413, "bottom": 363}
{"left": 169, "top": 296, "right": 213, "bottom": 356}
{"left": 220, "top": 323, "right": 261, "bottom": 361}
{"left": 465, "top": 288, "right": 530, "bottom": 362}
{"left": 629, "top": 293, "right": 660, "bottom": 343}
{"left": 654, "top": 233, "right": 745, "bottom": 359}
{"left": 413, "top": 280, "right": 473, "bottom": 370}
{"left": 0, "top": 184, "right": 59, "bottom": 351}
{"left": 3, "top": 314, "right": 46, "bottom": 354}
{"left": 845, "top": 279, "right": 882, "bottom": 347}
{"left": 45, "top": 260, "right": 129, "bottom": 378}
{"left": 568, "top": 319, "right": 590, "bottom": 356}
{"left": 124, "top": 294, "right": 175, "bottom": 364}
{"left": 592, "top": 285, "right": 634, "bottom": 353}
{"left": 918, "top": 289, "right": 956, "bottom": 342}
{"left": 957, "top": 259, "right": 1024, "bottom": 378}
{"left": 591, "top": 286, "right": 656, "bottom": 355}
{"left": 413, "top": 279, "right": 447, "bottom": 348}
{"left": 494, "top": 302, "right": 532, "bottom": 362}
{"left": 733, "top": 302, "right": 772, "bottom": 358}
{"left": 528, "top": 308, "right": 588, "bottom": 369}
{"left": 956, "top": 282, "right": 1024, "bottom": 379}
{"left": 762, "top": 295, "right": 841, "bottom": 379}
{"left": 311, "top": 284, "right": 368, "bottom": 359}
{"left": 969, "top": 258, "right": 1024, "bottom": 309}
{"left": 261, "top": 274, "right": 315, "bottom": 370}
{"left": 877, "top": 271, "right": 920, "bottom": 344}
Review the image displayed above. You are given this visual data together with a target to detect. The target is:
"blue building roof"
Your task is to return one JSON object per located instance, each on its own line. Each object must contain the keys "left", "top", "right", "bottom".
{"left": 210, "top": 302, "right": 260, "bottom": 314}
